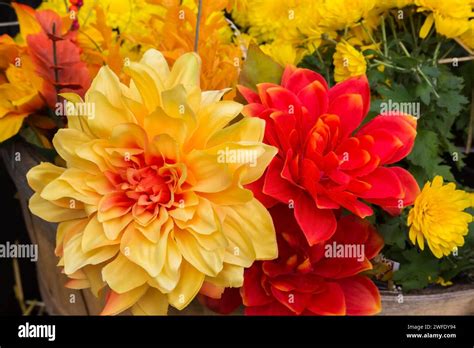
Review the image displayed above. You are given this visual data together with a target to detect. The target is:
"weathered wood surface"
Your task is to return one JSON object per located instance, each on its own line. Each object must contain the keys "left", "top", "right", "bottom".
{"left": 2, "top": 141, "right": 474, "bottom": 315}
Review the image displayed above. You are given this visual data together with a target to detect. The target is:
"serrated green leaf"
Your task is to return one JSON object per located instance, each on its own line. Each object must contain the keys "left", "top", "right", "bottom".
{"left": 378, "top": 217, "right": 407, "bottom": 249}
{"left": 415, "top": 81, "right": 431, "bottom": 105}
{"left": 407, "top": 129, "right": 440, "bottom": 174}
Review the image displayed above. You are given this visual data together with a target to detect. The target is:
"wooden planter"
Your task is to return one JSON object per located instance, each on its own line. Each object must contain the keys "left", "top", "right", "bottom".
{"left": 2, "top": 141, "right": 474, "bottom": 315}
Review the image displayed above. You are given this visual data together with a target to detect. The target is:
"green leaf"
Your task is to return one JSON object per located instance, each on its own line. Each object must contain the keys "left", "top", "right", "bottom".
{"left": 378, "top": 217, "right": 407, "bottom": 249}
{"left": 238, "top": 44, "right": 284, "bottom": 91}
{"left": 415, "top": 81, "right": 431, "bottom": 105}
{"left": 436, "top": 89, "right": 468, "bottom": 116}
{"left": 420, "top": 65, "right": 440, "bottom": 78}
{"left": 392, "top": 249, "right": 440, "bottom": 291}
{"left": 407, "top": 129, "right": 440, "bottom": 174}
{"left": 376, "top": 83, "right": 413, "bottom": 102}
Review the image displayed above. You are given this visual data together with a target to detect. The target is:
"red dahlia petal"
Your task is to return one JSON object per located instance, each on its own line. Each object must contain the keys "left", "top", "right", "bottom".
{"left": 263, "top": 157, "right": 298, "bottom": 204}
{"left": 328, "top": 75, "right": 370, "bottom": 116}
{"left": 297, "top": 80, "right": 329, "bottom": 131}
{"left": 242, "top": 263, "right": 274, "bottom": 307}
{"left": 271, "top": 287, "right": 313, "bottom": 315}
{"left": 357, "top": 114, "right": 417, "bottom": 164}
{"left": 237, "top": 84, "right": 261, "bottom": 104}
{"left": 358, "top": 167, "right": 404, "bottom": 200}
{"left": 337, "top": 276, "right": 381, "bottom": 315}
{"left": 283, "top": 67, "right": 328, "bottom": 94}
{"left": 307, "top": 281, "right": 346, "bottom": 315}
{"left": 328, "top": 191, "right": 373, "bottom": 218}
{"left": 199, "top": 287, "right": 242, "bottom": 315}
{"left": 358, "top": 128, "right": 403, "bottom": 165}
{"left": 294, "top": 193, "right": 337, "bottom": 245}
{"left": 364, "top": 166, "right": 420, "bottom": 214}
{"left": 327, "top": 93, "right": 365, "bottom": 140}
{"left": 246, "top": 176, "right": 279, "bottom": 208}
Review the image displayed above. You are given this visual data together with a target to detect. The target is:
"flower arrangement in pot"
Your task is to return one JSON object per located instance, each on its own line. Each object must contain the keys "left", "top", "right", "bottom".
{"left": 0, "top": 0, "right": 473, "bottom": 316}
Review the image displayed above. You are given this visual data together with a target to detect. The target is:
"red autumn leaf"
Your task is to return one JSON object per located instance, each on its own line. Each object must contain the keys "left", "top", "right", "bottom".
{"left": 26, "top": 9, "right": 90, "bottom": 108}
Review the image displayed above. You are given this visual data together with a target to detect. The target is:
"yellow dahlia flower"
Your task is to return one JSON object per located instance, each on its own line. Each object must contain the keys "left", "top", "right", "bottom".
{"left": 333, "top": 41, "right": 367, "bottom": 82}
{"left": 27, "top": 49, "right": 278, "bottom": 315}
{"left": 408, "top": 176, "right": 473, "bottom": 259}
{"left": 416, "top": 0, "right": 473, "bottom": 38}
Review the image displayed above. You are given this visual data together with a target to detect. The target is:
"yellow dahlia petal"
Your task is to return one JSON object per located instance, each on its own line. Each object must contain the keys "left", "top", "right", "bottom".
{"left": 145, "top": 107, "right": 189, "bottom": 144}
{"left": 186, "top": 150, "right": 232, "bottom": 192}
{"left": 101, "top": 285, "right": 148, "bottom": 316}
{"left": 168, "top": 261, "right": 205, "bottom": 310}
{"left": 82, "top": 215, "right": 120, "bottom": 252}
{"left": 101, "top": 252, "right": 149, "bottom": 293}
{"left": 53, "top": 129, "right": 96, "bottom": 173}
{"left": 148, "top": 236, "right": 182, "bottom": 293}
{"left": 82, "top": 264, "right": 106, "bottom": 297}
{"left": 124, "top": 61, "right": 163, "bottom": 113}
{"left": 208, "top": 263, "right": 244, "bottom": 288}
{"left": 63, "top": 233, "right": 118, "bottom": 274}
{"left": 131, "top": 287, "right": 169, "bottom": 315}
{"left": 86, "top": 90, "right": 135, "bottom": 138}
{"left": 188, "top": 101, "right": 243, "bottom": 148}
{"left": 29, "top": 193, "right": 87, "bottom": 222}
{"left": 120, "top": 225, "right": 166, "bottom": 278}
{"left": 175, "top": 230, "right": 224, "bottom": 277}
{"left": 27, "top": 162, "right": 65, "bottom": 192}
{"left": 152, "top": 133, "right": 180, "bottom": 162}
{"left": 208, "top": 117, "right": 266, "bottom": 147}
{"left": 222, "top": 198, "right": 278, "bottom": 261}
{"left": 167, "top": 52, "right": 201, "bottom": 91}
{"left": 201, "top": 89, "right": 231, "bottom": 107}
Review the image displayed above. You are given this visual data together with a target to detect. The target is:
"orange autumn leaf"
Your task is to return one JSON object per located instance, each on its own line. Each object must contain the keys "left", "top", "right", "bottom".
{"left": 11, "top": 2, "right": 42, "bottom": 42}
{"left": 26, "top": 10, "right": 91, "bottom": 108}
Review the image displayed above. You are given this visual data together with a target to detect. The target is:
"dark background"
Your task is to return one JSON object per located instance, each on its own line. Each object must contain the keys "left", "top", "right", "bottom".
{"left": 0, "top": 0, "right": 42, "bottom": 315}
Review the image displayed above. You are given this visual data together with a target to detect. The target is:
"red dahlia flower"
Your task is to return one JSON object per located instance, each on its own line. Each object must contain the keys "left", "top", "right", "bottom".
{"left": 241, "top": 205, "right": 384, "bottom": 315}
{"left": 239, "top": 66, "right": 420, "bottom": 245}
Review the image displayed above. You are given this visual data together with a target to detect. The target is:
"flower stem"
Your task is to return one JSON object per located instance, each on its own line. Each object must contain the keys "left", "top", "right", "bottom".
{"left": 381, "top": 15, "right": 388, "bottom": 57}
{"left": 361, "top": 21, "right": 384, "bottom": 57}
{"left": 408, "top": 10, "right": 418, "bottom": 50}
{"left": 416, "top": 66, "right": 440, "bottom": 98}
{"left": 432, "top": 40, "right": 442, "bottom": 66}
{"left": 373, "top": 59, "right": 409, "bottom": 72}
{"left": 194, "top": 0, "right": 203, "bottom": 53}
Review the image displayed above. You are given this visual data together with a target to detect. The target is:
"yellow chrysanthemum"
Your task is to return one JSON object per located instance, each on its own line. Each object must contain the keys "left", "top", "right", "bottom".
{"left": 260, "top": 41, "right": 308, "bottom": 66}
{"left": 333, "top": 41, "right": 367, "bottom": 82}
{"left": 408, "top": 176, "right": 473, "bottom": 259}
{"left": 416, "top": 0, "right": 473, "bottom": 38}
{"left": 458, "top": 19, "right": 474, "bottom": 49}
{"left": 234, "top": 0, "right": 318, "bottom": 43}
{"left": 27, "top": 49, "right": 278, "bottom": 315}
{"left": 318, "top": 0, "right": 375, "bottom": 31}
